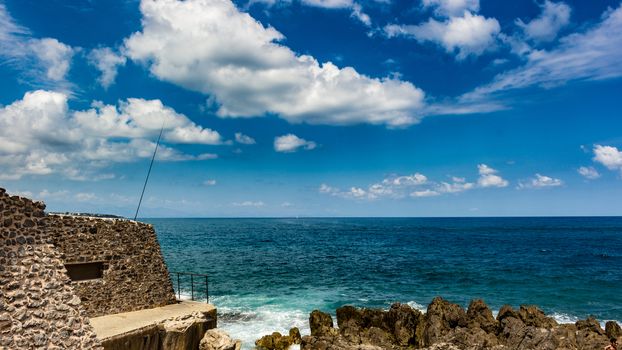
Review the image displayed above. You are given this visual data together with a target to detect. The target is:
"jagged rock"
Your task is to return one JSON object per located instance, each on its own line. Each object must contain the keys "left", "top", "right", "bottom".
{"left": 497, "top": 305, "right": 519, "bottom": 322}
{"left": 200, "top": 329, "right": 241, "bottom": 350}
{"left": 497, "top": 313, "right": 526, "bottom": 346}
{"left": 551, "top": 324, "right": 579, "bottom": 350}
{"left": 447, "top": 326, "right": 499, "bottom": 350}
{"left": 337, "top": 306, "right": 362, "bottom": 329}
{"left": 386, "top": 303, "right": 424, "bottom": 347}
{"left": 255, "top": 331, "right": 296, "bottom": 350}
{"left": 606, "top": 321, "right": 622, "bottom": 339}
{"left": 424, "top": 297, "right": 468, "bottom": 346}
{"left": 290, "top": 327, "right": 302, "bottom": 344}
{"left": 466, "top": 299, "right": 498, "bottom": 335}
{"left": 284, "top": 298, "right": 615, "bottom": 350}
{"left": 576, "top": 317, "right": 610, "bottom": 350}
{"left": 337, "top": 306, "right": 364, "bottom": 343}
{"left": 517, "top": 305, "right": 558, "bottom": 329}
{"left": 576, "top": 316, "right": 605, "bottom": 335}
{"left": 310, "top": 310, "right": 336, "bottom": 337}
{"left": 361, "top": 326, "right": 395, "bottom": 348}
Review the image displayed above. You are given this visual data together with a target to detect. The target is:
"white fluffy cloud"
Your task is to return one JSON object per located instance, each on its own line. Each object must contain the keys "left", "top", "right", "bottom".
{"left": 463, "top": 5, "right": 622, "bottom": 101}
{"left": 87, "top": 47, "right": 127, "bottom": 88}
{"left": 382, "top": 173, "right": 428, "bottom": 186}
{"left": 319, "top": 184, "right": 372, "bottom": 200}
{"left": 73, "top": 98, "right": 222, "bottom": 145}
{"left": 319, "top": 165, "right": 510, "bottom": 201}
{"left": 578, "top": 166, "right": 600, "bottom": 180}
{"left": 477, "top": 164, "right": 508, "bottom": 188}
{"left": 410, "top": 189, "right": 440, "bottom": 197}
{"left": 235, "top": 132, "right": 256, "bottom": 145}
{"left": 518, "top": 174, "right": 563, "bottom": 189}
{"left": 28, "top": 38, "right": 74, "bottom": 81}
{"left": 274, "top": 134, "right": 317, "bottom": 153}
{"left": 437, "top": 179, "right": 475, "bottom": 193}
{"left": 0, "top": 90, "right": 220, "bottom": 180}
{"left": 350, "top": 3, "right": 371, "bottom": 27}
{"left": 385, "top": 12, "right": 500, "bottom": 59}
{"left": 516, "top": 1, "right": 571, "bottom": 43}
{"left": 124, "top": 0, "right": 424, "bottom": 127}
{"left": 422, "top": 0, "right": 479, "bottom": 17}
{"left": 593, "top": 145, "right": 622, "bottom": 172}
{"left": 0, "top": 5, "right": 74, "bottom": 85}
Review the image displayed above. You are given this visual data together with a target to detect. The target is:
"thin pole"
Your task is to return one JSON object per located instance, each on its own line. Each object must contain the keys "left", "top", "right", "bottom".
{"left": 133, "top": 124, "right": 165, "bottom": 221}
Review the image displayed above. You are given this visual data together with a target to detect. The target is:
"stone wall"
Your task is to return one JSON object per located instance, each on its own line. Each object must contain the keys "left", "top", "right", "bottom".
{"left": 47, "top": 214, "right": 177, "bottom": 317}
{"left": 0, "top": 188, "right": 103, "bottom": 349}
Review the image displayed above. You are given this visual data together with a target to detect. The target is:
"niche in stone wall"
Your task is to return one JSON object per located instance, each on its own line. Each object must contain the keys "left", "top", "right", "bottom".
{"left": 65, "top": 262, "right": 104, "bottom": 281}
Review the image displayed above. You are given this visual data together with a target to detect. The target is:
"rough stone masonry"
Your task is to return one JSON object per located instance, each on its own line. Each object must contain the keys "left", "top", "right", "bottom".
{"left": 0, "top": 187, "right": 180, "bottom": 349}
{"left": 0, "top": 188, "right": 103, "bottom": 349}
{"left": 47, "top": 214, "right": 177, "bottom": 317}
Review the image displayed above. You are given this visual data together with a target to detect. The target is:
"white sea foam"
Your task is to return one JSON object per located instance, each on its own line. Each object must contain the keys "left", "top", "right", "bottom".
{"left": 209, "top": 295, "right": 312, "bottom": 350}
{"left": 406, "top": 301, "right": 427, "bottom": 313}
{"left": 219, "top": 306, "right": 309, "bottom": 350}
{"left": 551, "top": 312, "right": 579, "bottom": 324}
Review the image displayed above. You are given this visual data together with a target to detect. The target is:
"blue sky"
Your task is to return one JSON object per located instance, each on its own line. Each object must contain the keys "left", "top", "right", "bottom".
{"left": 1, "top": 0, "right": 621, "bottom": 217}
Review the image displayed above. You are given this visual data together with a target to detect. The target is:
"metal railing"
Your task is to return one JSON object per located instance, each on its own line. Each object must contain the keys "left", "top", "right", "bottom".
{"left": 172, "top": 272, "right": 209, "bottom": 303}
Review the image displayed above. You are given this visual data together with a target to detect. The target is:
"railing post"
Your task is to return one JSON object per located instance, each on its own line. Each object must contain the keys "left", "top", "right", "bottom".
{"left": 172, "top": 272, "right": 208, "bottom": 303}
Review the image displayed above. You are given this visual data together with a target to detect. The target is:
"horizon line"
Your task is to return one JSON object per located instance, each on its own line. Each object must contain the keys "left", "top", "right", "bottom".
{"left": 136, "top": 215, "right": 622, "bottom": 220}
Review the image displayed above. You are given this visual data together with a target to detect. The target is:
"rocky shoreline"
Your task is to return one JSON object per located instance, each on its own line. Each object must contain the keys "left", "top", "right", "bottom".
{"left": 252, "top": 297, "right": 621, "bottom": 350}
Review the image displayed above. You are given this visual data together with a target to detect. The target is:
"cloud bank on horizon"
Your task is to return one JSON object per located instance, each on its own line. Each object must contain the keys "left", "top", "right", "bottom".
{"left": 0, "top": 0, "right": 622, "bottom": 216}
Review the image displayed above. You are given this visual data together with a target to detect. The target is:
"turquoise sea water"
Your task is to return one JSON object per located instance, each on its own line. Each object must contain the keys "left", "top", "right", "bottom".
{"left": 146, "top": 217, "right": 622, "bottom": 349}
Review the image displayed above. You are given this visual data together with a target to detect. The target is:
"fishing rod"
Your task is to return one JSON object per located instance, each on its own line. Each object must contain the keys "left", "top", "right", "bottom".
{"left": 133, "top": 123, "right": 165, "bottom": 221}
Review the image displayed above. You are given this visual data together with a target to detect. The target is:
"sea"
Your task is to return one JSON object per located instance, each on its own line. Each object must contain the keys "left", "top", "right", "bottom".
{"left": 145, "top": 217, "right": 622, "bottom": 349}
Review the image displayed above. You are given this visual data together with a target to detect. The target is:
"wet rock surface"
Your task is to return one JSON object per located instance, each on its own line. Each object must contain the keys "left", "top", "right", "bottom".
{"left": 258, "top": 297, "right": 619, "bottom": 350}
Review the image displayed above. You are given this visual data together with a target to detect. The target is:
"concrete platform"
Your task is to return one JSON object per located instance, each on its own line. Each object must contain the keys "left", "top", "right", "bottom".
{"left": 90, "top": 301, "right": 216, "bottom": 341}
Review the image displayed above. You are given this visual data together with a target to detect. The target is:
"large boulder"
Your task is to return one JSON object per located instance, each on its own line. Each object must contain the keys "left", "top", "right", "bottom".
{"left": 290, "top": 327, "right": 303, "bottom": 344}
{"left": 447, "top": 326, "right": 499, "bottom": 350}
{"left": 517, "top": 306, "right": 557, "bottom": 329}
{"left": 310, "top": 310, "right": 336, "bottom": 337}
{"left": 606, "top": 321, "right": 622, "bottom": 339}
{"left": 466, "top": 299, "right": 498, "bottom": 334}
{"left": 255, "top": 332, "right": 294, "bottom": 350}
{"left": 423, "top": 297, "right": 468, "bottom": 346}
{"left": 498, "top": 315, "right": 527, "bottom": 347}
{"left": 336, "top": 306, "right": 365, "bottom": 343}
{"left": 385, "top": 303, "right": 424, "bottom": 347}
{"left": 200, "top": 329, "right": 241, "bottom": 350}
{"left": 576, "top": 316, "right": 605, "bottom": 336}
{"left": 575, "top": 317, "right": 610, "bottom": 350}
{"left": 550, "top": 324, "right": 579, "bottom": 350}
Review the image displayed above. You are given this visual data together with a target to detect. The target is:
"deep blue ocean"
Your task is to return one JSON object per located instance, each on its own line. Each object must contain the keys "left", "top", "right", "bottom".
{"left": 146, "top": 217, "right": 622, "bottom": 349}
